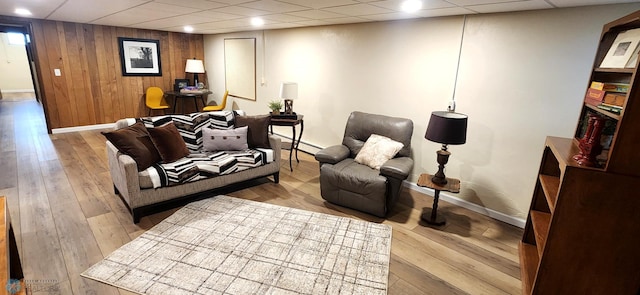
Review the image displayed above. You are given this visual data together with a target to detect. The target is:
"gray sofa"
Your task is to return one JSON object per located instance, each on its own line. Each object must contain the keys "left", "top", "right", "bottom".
{"left": 106, "top": 112, "right": 281, "bottom": 223}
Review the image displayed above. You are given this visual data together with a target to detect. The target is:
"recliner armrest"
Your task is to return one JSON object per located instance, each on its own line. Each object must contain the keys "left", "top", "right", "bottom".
{"left": 315, "top": 145, "right": 350, "bottom": 165}
{"left": 380, "top": 157, "right": 413, "bottom": 180}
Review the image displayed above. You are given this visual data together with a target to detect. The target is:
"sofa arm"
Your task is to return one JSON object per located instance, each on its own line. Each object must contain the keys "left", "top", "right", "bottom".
{"left": 315, "top": 145, "right": 350, "bottom": 165}
{"left": 268, "top": 135, "right": 282, "bottom": 163}
{"left": 106, "top": 141, "right": 142, "bottom": 207}
{"left": 380, "top": 157, "right": 413, "bottom": 180}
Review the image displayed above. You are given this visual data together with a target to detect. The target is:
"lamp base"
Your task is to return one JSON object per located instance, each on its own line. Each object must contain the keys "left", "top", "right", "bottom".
{"left": 284, "top": 99, "right": 294, "bottom": 114}
{"left": 431, "top": 149, "right": 451, "bottom": 185}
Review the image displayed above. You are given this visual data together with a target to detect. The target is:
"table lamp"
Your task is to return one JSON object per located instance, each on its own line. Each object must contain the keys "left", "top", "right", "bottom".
{"left": 280, "top": 82, "right": 298, "bottom": 114}
{"left": 425, "top": 111, "right": 468, "bottom": 185}
{"left": 185, "top": 58, "right": 205, "bottom": 87}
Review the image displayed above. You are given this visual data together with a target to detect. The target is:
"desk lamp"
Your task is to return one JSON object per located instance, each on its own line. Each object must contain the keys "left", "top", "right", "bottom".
{"left": 185, "top": 58, "right": 205, "bottom": 87}
{"left": 280, "top": 82, "right": 298, "bottom": 114}
{"left": 425, "top": 110, "right": 468, "bottom": 185}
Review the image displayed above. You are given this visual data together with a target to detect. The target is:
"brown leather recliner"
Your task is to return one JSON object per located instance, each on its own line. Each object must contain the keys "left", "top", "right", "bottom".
{"left": 314, "top": 111, "right": 414, "bottom": 217}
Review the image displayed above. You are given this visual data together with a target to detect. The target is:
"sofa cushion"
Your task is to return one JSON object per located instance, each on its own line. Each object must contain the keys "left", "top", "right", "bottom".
{"left": 235, "top": 115, "right": 271, "bottom": 148}
{"left": 102, "top": 121, "right": 161, "bottom": 171}
{"left": 207, "top": 111, "right": 236, "bottom": 130}
{"left": 202, "top": 126, "right": 249, "bottom": 152}
{"left": 141, "top": 112, "right": 210, "bottom": 152}
{"left": 354, "top": 134, "right": 404, "bottom": 170}
{"left": 147, "top": 122, "right": 190, "bottom": 163}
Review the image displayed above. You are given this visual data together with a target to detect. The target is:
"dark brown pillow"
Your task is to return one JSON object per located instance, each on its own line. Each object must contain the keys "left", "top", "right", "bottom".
{"left": 147, "top": 122, "right": 190, "bottom": 163}
{"left": 235, "top": 115, "right": 271, "bottom": 148}
{"left": 102, "top": 122, "right": 161, "bottom": 171}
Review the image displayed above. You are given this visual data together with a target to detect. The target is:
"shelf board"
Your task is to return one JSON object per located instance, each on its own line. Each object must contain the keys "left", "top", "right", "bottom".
{"left": 545, "top": 137, "right": 605, "bottom": 172}
{"left": 584, "top": 104, "right": 621, "bottom": 120}
{"left": 530, "top": 210, "right": 551, "bottom": 256}
{"left": 539, "top": 174, "right": 559, "bottom": 211}
{"left": 519, "top": 241, "right": 539, "bottom": 295}
{"left": 594, "top": 67, "right": 635, "bottom": 73}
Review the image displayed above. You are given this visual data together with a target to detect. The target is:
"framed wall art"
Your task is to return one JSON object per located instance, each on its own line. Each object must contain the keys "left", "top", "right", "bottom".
{"left": 224, "top": 38, "right": 256, "bottom": 101}
{"left": 118, "top": 37, "right": 162, "bottom": 76}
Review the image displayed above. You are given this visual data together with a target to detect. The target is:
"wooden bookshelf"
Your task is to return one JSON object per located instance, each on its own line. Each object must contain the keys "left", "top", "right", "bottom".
{"left": 519, "top": 10, "right": 640, "bottom": 294}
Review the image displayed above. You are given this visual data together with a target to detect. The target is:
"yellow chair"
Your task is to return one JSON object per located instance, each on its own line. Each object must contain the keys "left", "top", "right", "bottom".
{"left": 203, "top": 90, "right": 228, "bottom": 111}
{"left": 145, "top": 87, "right": 170, "bottom": 116}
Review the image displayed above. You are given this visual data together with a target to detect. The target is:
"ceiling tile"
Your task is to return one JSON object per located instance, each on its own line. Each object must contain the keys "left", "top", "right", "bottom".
{"left": 323, "top": 3, "right": 394, "bottom": 15}
{"left": 47, "top": 0, "right": 149, "bottom": 23}
{"left": 362, "top": 12, "right": 425, "bottom": 21}
{"left": 466, "top": 0, "right": 554, "bottom": 13}
{"left": 370, "top": 0, "right": 455, "bottom": 12}
{"left": 91, "top": 2, "right": 199, "bottom": 26}
{"left": 277, "top": 0, "right": 361, "bottom": 9}
{"left": 134, "top": 15, "right": 215, "bottom": 29}
{"left": 263, "top": 13, "right": 311, "bottom": 22}
{"left": 153, "top": 0, "right": 227, "bottom": 9}
{"left": 211, "top": 5, "right": 271, "bottom": 16}
{"left": 239, "top": 0, "right": 311, "bottom": 13}
{"left": 191, "top": 10, "right": 245, "bottom": 20}
{"left": 415, "top": 6, "right": 477, "bottom": 17}
{"left": 0, "top": 0, "right": 67, "bottom": 19}
{"left": 445, "top": 0, "right": 518, "bottom": 5}
{"left": 325, "top": 16, "right": 371, "bottom": 24}
{"left": 547, "top": 0, "right": 640, "bottom": 7}
{"left": 286, "top": 9, "right": 347, "bottom": 19}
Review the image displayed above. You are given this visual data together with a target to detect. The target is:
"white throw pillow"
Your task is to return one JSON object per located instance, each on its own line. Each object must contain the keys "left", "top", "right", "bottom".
{"left": 354, "top": 134, "right": 404, "bottom": 170}
{"left": 202, "top": 126, "right": 249, "bottom": 152}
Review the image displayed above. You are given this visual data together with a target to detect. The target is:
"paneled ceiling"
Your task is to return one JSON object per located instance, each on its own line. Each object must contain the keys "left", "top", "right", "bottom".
{"left": 1, "top": 0, "right": 638, "bottom": 34}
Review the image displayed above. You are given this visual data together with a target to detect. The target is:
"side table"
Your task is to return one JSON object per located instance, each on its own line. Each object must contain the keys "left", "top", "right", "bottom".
{"left": 269, "top": 114, "right": 304, "bottom": 171}
{"left": 165, "top": 90, "right": 211, "bottom": 114}
{"left": 417, "top": 173, "right": 460, "bottom": 226}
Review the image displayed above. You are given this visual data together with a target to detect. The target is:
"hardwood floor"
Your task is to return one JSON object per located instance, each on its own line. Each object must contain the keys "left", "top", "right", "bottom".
{"left": 0, "top": 98, "right": 523, "bottom": 294}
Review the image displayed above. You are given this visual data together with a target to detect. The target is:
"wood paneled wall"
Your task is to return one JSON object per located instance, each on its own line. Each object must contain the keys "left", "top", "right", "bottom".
{"left": 29, "top": 20, "right": 206, "bottom": 129}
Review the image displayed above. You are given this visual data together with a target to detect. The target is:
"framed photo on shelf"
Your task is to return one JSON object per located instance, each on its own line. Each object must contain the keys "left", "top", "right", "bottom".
{"left": 174, "top": 79, "right": 189, "bottom": 91}
{"left": 600, "top": 28, "right": 640, "bottom": 69}
{"left": 118, "top": 37, "right": 162, "bottom": 76}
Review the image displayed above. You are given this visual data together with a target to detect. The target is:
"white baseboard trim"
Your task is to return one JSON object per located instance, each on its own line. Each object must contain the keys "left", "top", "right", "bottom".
{"left": 404, "top": 181, "right": 526, "bottom": 228}
{"left": 1, "top": 89, "right": 35, "bottom": 93}
{"left": 276, "top": 132, "right": 527, "bottom": 228}
{"left": 52, "top": 123, "right": 115, "bottom": 134}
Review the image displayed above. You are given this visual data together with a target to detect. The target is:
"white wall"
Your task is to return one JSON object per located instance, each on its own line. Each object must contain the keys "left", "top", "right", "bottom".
{"left": 0, "top": 33, "right": 34, "bottom": 92}
{"left": 203, "top": 3, "right": 640, "bottom": 220}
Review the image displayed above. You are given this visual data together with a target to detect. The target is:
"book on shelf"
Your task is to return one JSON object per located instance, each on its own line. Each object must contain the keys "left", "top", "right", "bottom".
{"left": 603, "top": 92, "right": 626, "bottom": 106}
{"left": 596, "top": 104, "right": 623, "bottom": 114}
{"left": 584, "top": 88, "right": 605, "bottom": 105}
{"left": 589, "top": 81, "right": 629, "bottom": 93}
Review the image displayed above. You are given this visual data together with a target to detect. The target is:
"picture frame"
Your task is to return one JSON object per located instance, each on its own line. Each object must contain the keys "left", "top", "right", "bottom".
{"left": 174, "top": 79, "right": 189, "bottom": 91}
{"left": 118, "top": 37, "right": 162, "bottom": 76}
{"left": 600, "top": 28, "right": 640, "bottom": 69}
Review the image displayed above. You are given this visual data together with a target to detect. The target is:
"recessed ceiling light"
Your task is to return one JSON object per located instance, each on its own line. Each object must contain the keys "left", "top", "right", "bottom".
{"left": 184, "top": 26, "right": 194, "bottom": 33}
{"left": 401, "top": 0, "right": 422, "bottom": 13}
{"left": 15, "top": 8, "right": 32, "bottom": 16}
{"left": 251, "top": 17, "right": 264, "bottom": 27}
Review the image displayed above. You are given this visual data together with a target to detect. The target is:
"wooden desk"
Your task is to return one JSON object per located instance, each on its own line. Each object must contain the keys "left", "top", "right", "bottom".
{"left": 269, "top": 114, "right": 304, "bottom": 171}
{"left": 417, "top": 174, "right": 460, "bottom": 226}
{"left": 165, "top": 90, "right": 211, "bottom": 114}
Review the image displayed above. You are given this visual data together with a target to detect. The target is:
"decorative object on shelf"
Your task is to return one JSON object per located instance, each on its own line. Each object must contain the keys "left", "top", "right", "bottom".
{"left": 424, "top": 111, "right": 468, "bottom": 185}
{"left": 279, "top": 82, "right": 298, "bottom": 114}
{"left": 268, "top": 100, "right": 283, "bottom": 115}
{"left": 185, "top": 58, "right": 205, "bottom": 87}
{"left": 173, "top": 79, "right": 189, "bottom": 91}
{"left": 600, "top": 28, "right": 640, "bottom": 69}
{"left": 118, "top": 37, "right": 162, "bottom": 76}
{"left": 573, "top": 113, "right": 606, "bottom": 167}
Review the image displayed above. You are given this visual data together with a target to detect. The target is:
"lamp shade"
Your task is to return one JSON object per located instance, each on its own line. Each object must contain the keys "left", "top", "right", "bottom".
{"left": 185, "top": 59, "right": 205, "bottom": 73}
{"left": 279, "top": 82, "right": 298, "bottom": 100}
{"left": 425, "top": 111, "right": 468, "bottom": 145}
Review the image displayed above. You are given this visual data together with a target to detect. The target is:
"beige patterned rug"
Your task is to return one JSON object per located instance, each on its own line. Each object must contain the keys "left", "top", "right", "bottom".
{"left": 82, "top": 195, "right": 392, "bottom": 294}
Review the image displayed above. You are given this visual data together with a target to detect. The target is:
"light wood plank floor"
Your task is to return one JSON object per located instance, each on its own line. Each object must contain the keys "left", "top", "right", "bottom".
{"left": 0, "top": 98, "right": 524, "bottom": 294}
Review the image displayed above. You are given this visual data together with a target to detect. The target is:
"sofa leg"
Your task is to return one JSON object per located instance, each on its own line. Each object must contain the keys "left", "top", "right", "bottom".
{"left": 132, "top": 209, "right": 141, "bottom": 224}
{"left": 113, "top": 184, "right": 120, "bottom": 195}
{"left": 273, "top": 172, "right": 280, "bottom": 184}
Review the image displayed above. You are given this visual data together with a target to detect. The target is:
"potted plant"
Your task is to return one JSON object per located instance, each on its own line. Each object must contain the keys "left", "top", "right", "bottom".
{"left": 268, "top": 100, "right": 283, "bottom": 115}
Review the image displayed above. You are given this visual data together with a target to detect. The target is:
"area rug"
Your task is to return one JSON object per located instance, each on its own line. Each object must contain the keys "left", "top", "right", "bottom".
{"left": 82, "top": 195, "right": 392, "bottom": 294}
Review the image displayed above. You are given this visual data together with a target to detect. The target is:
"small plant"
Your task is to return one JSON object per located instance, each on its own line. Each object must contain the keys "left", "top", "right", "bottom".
{"left": 268, "top": 100, "right": 283, "bottom": 113}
